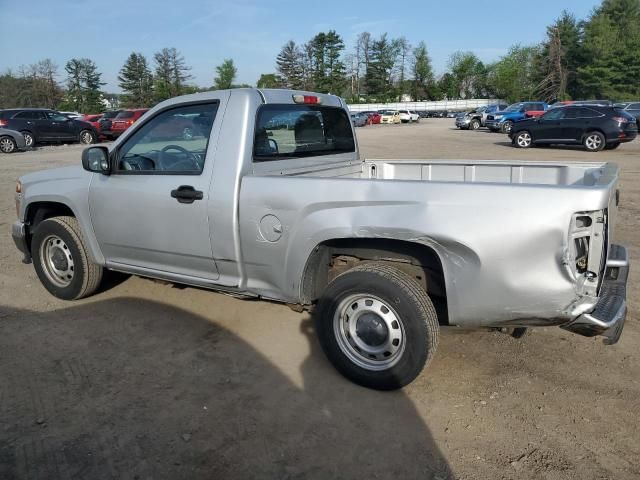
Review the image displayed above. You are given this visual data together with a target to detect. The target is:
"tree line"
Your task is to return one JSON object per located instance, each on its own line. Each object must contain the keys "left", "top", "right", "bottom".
{"left": 0, "top": 0, "right": 638, "bottom": 112}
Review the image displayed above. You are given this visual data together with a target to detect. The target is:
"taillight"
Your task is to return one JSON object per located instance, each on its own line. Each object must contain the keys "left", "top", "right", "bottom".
{"left": 127, "top": 119, "right": 134, "bottom": 125}
{"left": 612, "top": 116, "right": 628, "bottom": 124}
{"left": 292, "top": 94, "right": 321, "bottom": 104}
{"left": 0, "top": 120, "right": 8, "bottom": 127}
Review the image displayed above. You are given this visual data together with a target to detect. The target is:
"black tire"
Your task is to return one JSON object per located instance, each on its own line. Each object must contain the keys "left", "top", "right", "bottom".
{"left": 583, "top": 131, "right": 605, "bottom": 152}
{"left": 501, "top": 120, "right": 514, "bottom": 134}
{"left": 20, "top": 131, "right": 35, "bottom": 148}
{"left": 31, "top": 216, "right": 103, "bottom": 300}
{"left": 314, "top": 262, "right": 439, "bottom": 390}
{"left": 0, "top": 135, "right": 17, "bottom": 153}
{"left": 470, "top": 119, "right": 480, "bottom": 130}
{"left": 604, "top": 142, "right": 621, "bottom": 150}
{"left": 513, "top": 130, "right": 533, "bottom": 149}
{"left": 79, "top": 129, "right": 96, "bottom": 145}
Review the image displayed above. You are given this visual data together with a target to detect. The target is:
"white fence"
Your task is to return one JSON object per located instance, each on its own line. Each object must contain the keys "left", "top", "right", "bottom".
{"left": 347, "top": 99, "right": 506, "bottom": 112}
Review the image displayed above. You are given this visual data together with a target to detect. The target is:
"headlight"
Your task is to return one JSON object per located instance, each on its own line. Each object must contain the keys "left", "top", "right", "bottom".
{"left": 495, "top": 115, "right": 503, "bottom": 120}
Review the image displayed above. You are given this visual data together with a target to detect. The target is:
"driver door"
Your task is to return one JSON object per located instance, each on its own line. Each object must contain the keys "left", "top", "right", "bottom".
{"left": 88, "top": 101, "right": 221, "bottom": 281}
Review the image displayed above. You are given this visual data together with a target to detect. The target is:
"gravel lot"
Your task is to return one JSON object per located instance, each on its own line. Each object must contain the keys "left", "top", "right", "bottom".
{"left": 1, "top": 120, "right": 639, "bottom": 479}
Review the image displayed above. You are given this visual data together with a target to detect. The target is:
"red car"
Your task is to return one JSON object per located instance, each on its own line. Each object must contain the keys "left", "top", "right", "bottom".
{"left": 110, "top": 108, "right": 149, "bottom": 138}
{"left": 363, "top": 111, "right": 381, "bottom": 124}
{"left": 82, "top": 114, "right": 104, "bottom": 137}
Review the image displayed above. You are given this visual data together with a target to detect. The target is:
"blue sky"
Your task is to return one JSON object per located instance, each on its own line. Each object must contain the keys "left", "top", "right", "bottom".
{"left": 0, "top": 0, "right": 601, "bottom": 92}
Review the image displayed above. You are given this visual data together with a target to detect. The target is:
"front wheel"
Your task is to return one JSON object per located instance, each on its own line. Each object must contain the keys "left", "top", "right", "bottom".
{"left": 470, "top": 119, "right": 480, "bottom": 130}
{"left": 501, "top": 120, "right": 514, "bottom": 134}
{"left": 79, "top": 129, "right": 96, "bottom": 145}
{"left": 315, "top": 262, "right": 439, "bottom": 390}
{"left": 513, "top": 130, "right": 532, "bottom": 148}
{"left": 0, "top": 136, "right": 17, "bottom": 153}
{"left": 584, "top": 131, "right": 605, "bottom": 152}
{"left": 31, "top": 216, "right": 103, "bottom": 300}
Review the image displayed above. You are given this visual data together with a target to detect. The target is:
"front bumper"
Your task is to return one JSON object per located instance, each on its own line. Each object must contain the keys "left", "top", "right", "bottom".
{"left": 485, "top": 119, "right": 502, "bottom": 130}
{"left": 12, "top": 220, "right": 31, "bottom": 263}
{"left": 455, "top": 118, "right": 470, "bottom": 128}
{"left": 562, "top": 244, "right": 629, "bottom": 345}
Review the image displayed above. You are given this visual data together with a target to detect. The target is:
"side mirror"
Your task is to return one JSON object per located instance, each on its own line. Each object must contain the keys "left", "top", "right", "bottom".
{"left": 82, "top": 146, "right": 111, "bottom": 175}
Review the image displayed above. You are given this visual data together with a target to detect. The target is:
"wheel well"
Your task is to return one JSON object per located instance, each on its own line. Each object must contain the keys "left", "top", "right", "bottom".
{"left": 301, "top": 238, "right": 449, "bottom": 324}
{"left": 24, "top": 202, "right": 75, "bottom": 249}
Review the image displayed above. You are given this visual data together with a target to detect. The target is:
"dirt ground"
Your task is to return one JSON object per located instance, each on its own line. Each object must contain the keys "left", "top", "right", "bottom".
{"left": 1, "top": 120, "right": 638, "bottom": 480}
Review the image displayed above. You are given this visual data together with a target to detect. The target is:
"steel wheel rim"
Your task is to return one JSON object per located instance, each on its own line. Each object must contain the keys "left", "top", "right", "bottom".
{"left": 333, "top": 294, "right": 405, "bottom": 371}
{"left": 504, "top": 122, "right": 513, "bottom": 133}
{"left": 517, "top": 132, "right": 531, "bottom": 147}
{"left": 81, "top": 131, "right": 93, "bottom": 144}
{"left": 471, "top": 120, "right": 479, "bottom": 130}
{"left": 23, "top": 133, "right": 33, "bottom": 147}
{"left": 0, "top": 137, "right": 15, "bottom": 153}
{"left": 586, "top": 134, "right": 602, "bottom": 150}
{"left": 40, "top": 234, "right": 75, "bottom": 287}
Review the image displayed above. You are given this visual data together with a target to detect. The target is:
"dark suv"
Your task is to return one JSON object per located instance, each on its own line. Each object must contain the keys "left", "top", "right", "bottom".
{"left": 98, "top": 110, "right": 123, "bottom": 139}
{"left": 0, "top": 109, "right": 98, "bottom": 147}
{"left": 510, "top": 105, "right": 638, "bottom": 151}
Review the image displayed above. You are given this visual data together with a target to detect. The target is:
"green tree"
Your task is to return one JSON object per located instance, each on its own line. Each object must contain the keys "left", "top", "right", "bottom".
{"left": 448, "top": 51, "right": 487, "bottom": 99}
{"left": 307, "top": 31, "right": 347, "bottom": 93}
{"left": 276, "top": 41, "right": 304, "bottom": 89}
{"left": 578, "top": 0, "right": 640, "bottom": 99}
{"left": 62, "top": 58, "right": 104, "bottom": 112}
{"left": 365, "top": 34, "right": 398, "bottom": 100}
{"left": 213, "top": 58, "right": 237, "bottom": 90}
{"left": 411, "top": 42, "right": 435, "bottom": 100}
{"left": 118, "top": 52, "right": 154, "bottom": 107}
{"left": 488, "top": 45, "right": 539, "bottom": 102}
{"left": 153, "top": 48, "right": 192, "bottom": 102}
{"left": 256, "top": 73, "right": 282, "bottom": 88}
{"left": 394, "top": 37, "right": 411, "bottom": 100}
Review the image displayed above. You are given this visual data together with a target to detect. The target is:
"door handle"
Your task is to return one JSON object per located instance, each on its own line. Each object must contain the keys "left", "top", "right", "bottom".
{"left": 171, "top": 185, "right": 203, "bottom": 204}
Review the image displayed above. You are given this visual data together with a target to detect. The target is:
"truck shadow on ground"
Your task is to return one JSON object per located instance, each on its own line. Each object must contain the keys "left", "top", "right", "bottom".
{"left": 0, "top": 298, "right": 453, "bottom": 480}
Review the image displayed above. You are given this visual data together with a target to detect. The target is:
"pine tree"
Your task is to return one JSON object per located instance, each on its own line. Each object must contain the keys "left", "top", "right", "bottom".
{"left": 63, "top": 58, "right": 104, "bottom": 112}
{"left": 276, "top": 41, "right": 304, "bottom": 89}
{"left": 118, "top": 53, "right": 154, "bottom": 107}
{"left": 153, "top": 48, "right": 192, "bottom": 102}
{"left": 412, "top": 42, "right": 435, "bottom": 100}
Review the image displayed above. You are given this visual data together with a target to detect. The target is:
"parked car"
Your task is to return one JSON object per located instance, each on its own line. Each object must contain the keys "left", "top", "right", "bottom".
{"left": 379, "top": 110, "right": 400, "bottom": 124}
{"left": 446, "top": 111, "right": 458, "bottom": 118}
{"left": 614, "top": 102, "right": 640, "bottom": 128}
{"left": 550, "top": 100, "right": 613, "bottom": 109}
{"left": 110, "top": 108, "right": 149, "bottom": 138}
{"left": 82, "top": 114, "right": 104, "bottom": 135}
{"left": 0, "top": 128, "right": 27, "bottom": 153}
{"left": 417, "top": 111, "right": 430, "bottom": 119}
{"left": 510, "top": 105, "right": 638, "bottom": 151}
{"left": 11, "top": 88, "right": 629, "bottom": 391}
{"left": 398, "top": 110, "right": 419, "bottom": 123}
{"left": 363, "top": 111, "right": 381, "bottom": 124}
{"left": 98, "top": 110, "right": 123, "bottom": 139}
{"left": 0, "top": 108, "right": 98, "bottom": 147}
{"left": 350, "top": 112, "right": 368, "bottom": 127}
{"left": 59, "top": 111, "right": 84, "bottom": 119}
{"left": 455, "top": 106, "right": 488, "bottom": 130}
{"left": 485, "top": 102, "right": 548, "bottom": 133}
{"left": 482, "top": 104, "right": 509, "bottom": 127}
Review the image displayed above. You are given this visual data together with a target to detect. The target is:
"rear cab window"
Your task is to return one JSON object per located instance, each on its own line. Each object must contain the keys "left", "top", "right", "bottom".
{"left": 116, "top": 111, "right": 135, "bottom": 119}
{"left": 253, "top": 105, "right": 355, "bottom": 162}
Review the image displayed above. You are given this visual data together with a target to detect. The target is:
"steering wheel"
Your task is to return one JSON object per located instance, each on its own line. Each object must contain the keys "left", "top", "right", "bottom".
{"left": 159, "top": 144, "right": 201, "bottom": 171}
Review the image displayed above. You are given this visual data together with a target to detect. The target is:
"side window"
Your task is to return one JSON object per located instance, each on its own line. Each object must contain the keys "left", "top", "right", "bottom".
{"left": 542, "top": 108, "right": 565, "bottom": 120}
{"left": 116, "top": 102, "right": 218, "bottom": 174}
{"left": 14, "top": 111, "right": 33, "bottom": 119}
{"left": 629, "top": 103, "right": 640, "bottom": 111}
{"left": 45, "top": 112, "right": 69, "bottom": 121}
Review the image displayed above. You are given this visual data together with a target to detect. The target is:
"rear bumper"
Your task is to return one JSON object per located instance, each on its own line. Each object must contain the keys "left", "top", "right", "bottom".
{"left": 11, "top": 220, "right": 31, "bottom": 263}
{"left": 562, "top": 244, "right": 629, "bottom": 345}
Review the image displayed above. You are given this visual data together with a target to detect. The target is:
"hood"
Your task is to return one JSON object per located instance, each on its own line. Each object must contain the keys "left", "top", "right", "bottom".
{"left": 20, "top": 165, "right": 87, "bottom": 188}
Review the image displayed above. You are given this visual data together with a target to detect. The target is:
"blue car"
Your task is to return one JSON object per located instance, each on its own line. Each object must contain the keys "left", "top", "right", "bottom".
{"left": 485, "top": 102, "right": 549, "bottom": 134}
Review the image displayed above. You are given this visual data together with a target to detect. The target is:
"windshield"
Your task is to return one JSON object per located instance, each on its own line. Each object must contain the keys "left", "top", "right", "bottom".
{"left": 381, "top": 110, "right": 396, "bottom": 115}
{"left": 504, "top": 104, "right": 523, "bottom": 112}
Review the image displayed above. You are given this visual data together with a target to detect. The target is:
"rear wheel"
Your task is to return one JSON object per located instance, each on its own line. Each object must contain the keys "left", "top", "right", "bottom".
{"left": 21, "top": 131, "right": 34, "bottom": 148}
{"left": 584, "top": 131, "right": 605, "bottom": 152}
{"left": 0, "top": 136, "right": 17, "bottom": 153}
{"left": 513, "top": 130, "right": 532, "bottom": 148}
{"left": 31, "top": 216, "right": 103, "bottom": 300}
{"left": 315, "top": 262, "right": 439, "bottom": 390}
{"left": 79, "top": 129, "right": 96, "bottom": 145}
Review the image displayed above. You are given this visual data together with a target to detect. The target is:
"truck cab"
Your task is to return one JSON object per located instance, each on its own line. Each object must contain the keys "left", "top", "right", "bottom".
{"left": 485, "top": 102, "right": 548, "bottom": 133}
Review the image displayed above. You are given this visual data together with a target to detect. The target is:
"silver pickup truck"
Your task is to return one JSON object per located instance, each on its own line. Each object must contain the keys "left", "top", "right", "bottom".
{"left": 11, "top": 89, "right": 629, "bottom": 390}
